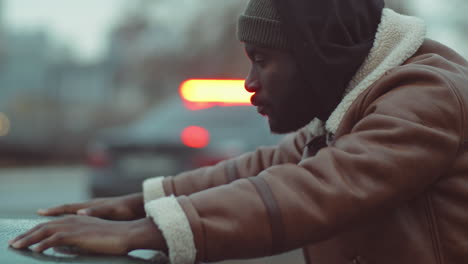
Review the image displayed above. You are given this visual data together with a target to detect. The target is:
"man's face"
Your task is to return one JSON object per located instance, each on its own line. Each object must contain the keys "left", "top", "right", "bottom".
{"left": 244, "top": 43, "right": 317, "bottom": 134}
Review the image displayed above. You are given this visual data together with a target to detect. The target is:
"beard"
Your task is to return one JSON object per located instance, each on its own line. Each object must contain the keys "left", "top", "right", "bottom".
{"left": 267, "top": 106, "right": 316, "bottom": 134}
{"left": 267, "top": 75, "right": 318, "bottom": 134}
{"left": 261, "top": 65, "right": 343, "bottom": 134}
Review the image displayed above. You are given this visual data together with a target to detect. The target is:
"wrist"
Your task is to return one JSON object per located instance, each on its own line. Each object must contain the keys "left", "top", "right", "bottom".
{"left": 127, "top": 218, "right": 168, "bottom": 254}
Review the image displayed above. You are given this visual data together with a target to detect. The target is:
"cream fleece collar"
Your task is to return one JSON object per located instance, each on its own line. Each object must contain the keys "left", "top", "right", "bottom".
{"left": 306, "top": 8, "right": 426, "bottom": 137}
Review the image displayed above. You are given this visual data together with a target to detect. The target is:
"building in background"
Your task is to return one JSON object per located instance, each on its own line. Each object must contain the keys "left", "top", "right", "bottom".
{"left": 0, "top": 0, "right": 251, "bottom": 161}
{"left": 0, "top": 0, "right": 466, "bottom": 162}
{"left": 409, "top": 0, "right": 468, "bottom": 58}
{"left": 0, "top": 0, "right": 6, "bottom": 68}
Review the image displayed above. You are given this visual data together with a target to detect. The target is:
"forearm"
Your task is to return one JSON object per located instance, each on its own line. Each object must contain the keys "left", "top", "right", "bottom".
{"left": 155, "top": 130, "right": 307, "bottom": 198}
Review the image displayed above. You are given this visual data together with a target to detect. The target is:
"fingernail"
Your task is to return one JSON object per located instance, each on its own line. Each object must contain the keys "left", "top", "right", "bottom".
{"left": 12, "top": 241, "right": 22, "bottom": 248}
{"left": 8, "top": 239, "right": 14, "bottom": 245}
{"left": 37, "top": 209, "right": 46, "bottom": 214}
{"left": 77, "top": 209, "right": 87, "bottom": 215}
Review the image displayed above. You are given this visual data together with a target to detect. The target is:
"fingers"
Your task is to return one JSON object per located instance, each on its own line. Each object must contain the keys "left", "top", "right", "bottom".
{"left": 77, "top": 205, "right": 131, "bottom": 221}
{"left": 53, "top": 245, "right": 87, "bottom": 255}
{"left": 38, "top": 197, "right": 141, "bottom": 221}
{"left": 37, "top": 203, "right": 88, "bottom": 216}
{"left": 9, "top": 216, "right": 134, "bottom": 256}
{"left": 9, "top": 222, "right": 47, "bottom": 246}
{"left": 9, "top": 217, "right": 78, "bottom": 252}
{"left": 10, "top": 224, "right": 55, "bottom": 249}
{"left": 33, "top": 233, "right": 70, "bottom": 253}
{"left": 77, "top": 205, "right": 113, "bottom": 219}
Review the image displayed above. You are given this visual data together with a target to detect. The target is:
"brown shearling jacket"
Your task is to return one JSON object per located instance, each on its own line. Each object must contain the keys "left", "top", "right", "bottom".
{"left": 143, "top": 9, "right": 468, "bottom": 264}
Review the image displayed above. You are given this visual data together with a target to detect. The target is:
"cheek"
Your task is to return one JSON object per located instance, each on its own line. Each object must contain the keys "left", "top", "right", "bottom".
{"left": 260, "top": 65, "right": 295, "bottom": 96}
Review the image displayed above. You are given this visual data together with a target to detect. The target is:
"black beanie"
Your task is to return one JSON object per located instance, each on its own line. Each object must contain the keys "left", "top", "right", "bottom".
{"left": 238, "top": 0, "right": 293, "bottom": 49}
{"left": 238, "top": 0, "right": 385, "bottom": 121}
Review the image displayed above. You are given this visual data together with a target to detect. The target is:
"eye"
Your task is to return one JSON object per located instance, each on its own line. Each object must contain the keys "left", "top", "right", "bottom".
{"left": 253, "top": 53, "right": 266, "bottom": 63}
{"left": 253, "top": 53, "right": 265, "bottom": 62}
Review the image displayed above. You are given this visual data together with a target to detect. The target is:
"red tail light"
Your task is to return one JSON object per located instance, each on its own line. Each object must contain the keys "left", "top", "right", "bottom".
{"left": 181, "top": 126, "right": 210, "bottom": 149}
{"left": 86, "top": 149, "right": 111, "bottom": 168}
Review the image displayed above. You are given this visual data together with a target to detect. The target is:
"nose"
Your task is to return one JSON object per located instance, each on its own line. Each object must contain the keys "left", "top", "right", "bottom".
{"left": 244, "top": 68, "right": 260, "bottom": 93}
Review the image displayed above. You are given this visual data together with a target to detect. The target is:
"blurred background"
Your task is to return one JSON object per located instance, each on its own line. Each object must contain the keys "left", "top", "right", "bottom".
{"left": 0, "top": 0, "right": 466, "bottom": 263}
{"left": 0, "top": 0, "right": 466, "bottom": 217}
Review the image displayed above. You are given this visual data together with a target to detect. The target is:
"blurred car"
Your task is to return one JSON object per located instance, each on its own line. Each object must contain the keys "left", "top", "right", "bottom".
{"left": 87, "top": 79, "right": 283, "bottom": 197}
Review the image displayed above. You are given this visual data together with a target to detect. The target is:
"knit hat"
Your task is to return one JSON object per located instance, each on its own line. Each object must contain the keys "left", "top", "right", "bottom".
{"left": 237, "top": 0, "right": 385, "bottom": 120}
{"left": 237, "top": 0, "right": 384, "bottom": 52}
{"left": 237, "top": 0, "right": 292, "bottom": 49}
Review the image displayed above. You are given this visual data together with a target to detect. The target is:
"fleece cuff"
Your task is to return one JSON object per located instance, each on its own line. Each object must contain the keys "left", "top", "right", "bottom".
{"left": 143, "top": 177, "right": 167, "bottom": 203}
{"left": 145, "top": 196, "right": 197, "bottom": 264}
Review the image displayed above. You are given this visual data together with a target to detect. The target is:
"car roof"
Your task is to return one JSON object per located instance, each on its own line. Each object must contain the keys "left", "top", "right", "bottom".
{"left": 121, "top": 96, "right": 282, "bottom": 148}
{"left": 0, "top": 218, "right": 156, "bottom": 264}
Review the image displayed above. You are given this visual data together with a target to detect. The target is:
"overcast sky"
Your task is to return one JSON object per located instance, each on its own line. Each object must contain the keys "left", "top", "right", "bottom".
{"left": 3, "top": 0, "right": 128, "bottom": 62}
{"left": 3, "top": 0, "right": 467, "bottom": 62}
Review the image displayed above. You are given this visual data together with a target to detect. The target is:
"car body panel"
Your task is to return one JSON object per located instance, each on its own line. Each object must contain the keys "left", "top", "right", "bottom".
{"left": 88, "top": 96, "right": 283, "bottom": 197}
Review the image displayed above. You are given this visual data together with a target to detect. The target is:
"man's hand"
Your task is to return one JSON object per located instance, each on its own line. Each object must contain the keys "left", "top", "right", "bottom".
{"left": 37, "top": 193, "right": 145, "bottom": 221}
{"left": 8, "top": 216, "right": 167, "bottom": 255}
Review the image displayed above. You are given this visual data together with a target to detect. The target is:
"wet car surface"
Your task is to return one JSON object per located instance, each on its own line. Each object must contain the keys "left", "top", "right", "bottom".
{"left": 0, "top": 218, "right": 165, "bottom": 264}
{"left": 1, "top": 218, "right": 305, "bottom": 264}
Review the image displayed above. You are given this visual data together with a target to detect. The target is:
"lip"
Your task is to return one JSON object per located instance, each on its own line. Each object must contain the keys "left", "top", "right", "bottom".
{"left": 251, "top": 94, "right": 268, "bottom": 116}
{"left": 257, "top": 105, "right": 267, "bottom": 116}
{"left": 250, "top": 94, "right": 262, "bottom": 107}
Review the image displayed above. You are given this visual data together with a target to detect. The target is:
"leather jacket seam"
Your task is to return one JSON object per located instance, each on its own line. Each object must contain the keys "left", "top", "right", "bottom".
{"left": 425, "top": 194, "right": 444, "bottom": 264}
{"left": 447, "top": 80, "right": 466, "bottom": 150}
{"left": 248, "top": 176, "right": 286, "bottom": 254}
{"left": 418, "top": 66, "right": 465, "bottom": 150}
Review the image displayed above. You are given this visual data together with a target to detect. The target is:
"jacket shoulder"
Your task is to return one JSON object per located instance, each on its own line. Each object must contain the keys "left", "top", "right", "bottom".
{"left": 341, "top": 50, "right": 466, "bottom": 145}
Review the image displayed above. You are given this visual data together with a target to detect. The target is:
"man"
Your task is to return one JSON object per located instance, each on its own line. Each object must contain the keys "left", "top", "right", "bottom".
{"left": 9, "top": 0, "right": 468, "bottom": 263}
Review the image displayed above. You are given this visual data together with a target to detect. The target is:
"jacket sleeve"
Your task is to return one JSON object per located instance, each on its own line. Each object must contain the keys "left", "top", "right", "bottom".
{"left": 143, "top": 127, "right": 309, "bottom": 202}
{"left": 144, "top": 71, "right": 463, "bottom": 263}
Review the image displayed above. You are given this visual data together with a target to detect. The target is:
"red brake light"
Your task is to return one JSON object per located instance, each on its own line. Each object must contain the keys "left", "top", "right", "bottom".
{"left": 179, "top": 79, "right": 250, "bottom": 109}
{"left": 181, "top": 126, "right": 210, "bottom": 149}
{"left": 86, "top": 149, "right": 110, "bottom": 168}
{"left": 88, "top": 153, "right": 110, "bottom": 168}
